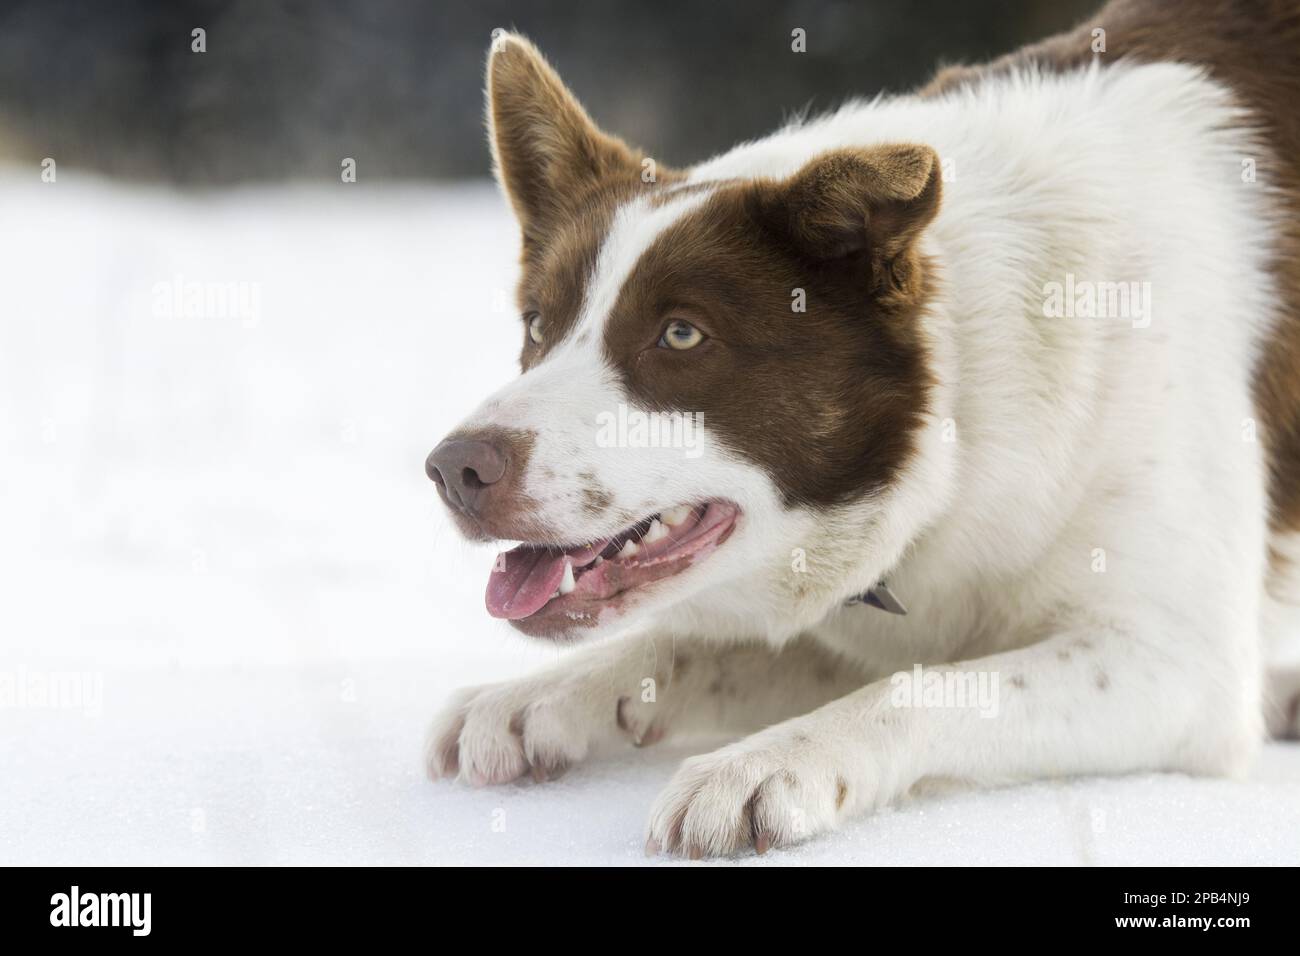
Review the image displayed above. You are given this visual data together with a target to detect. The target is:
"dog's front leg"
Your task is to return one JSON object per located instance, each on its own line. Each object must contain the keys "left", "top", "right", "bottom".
{"left": 646, "top": 618, "right": 1259, "bottom": 857}
{"left": 426, "top": 634, "right": 869, "bottom": 785}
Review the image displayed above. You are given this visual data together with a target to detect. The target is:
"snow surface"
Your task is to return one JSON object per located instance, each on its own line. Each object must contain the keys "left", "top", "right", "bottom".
{"left": 2, "top": 172, "right": 1298, "bottom": 866}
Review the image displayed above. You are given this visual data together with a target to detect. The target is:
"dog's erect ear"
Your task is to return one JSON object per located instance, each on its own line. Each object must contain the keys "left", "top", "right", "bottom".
{"left": 754, "top": 143, "right": 942, "bottom": 282}
{"left": 487, "top": 34, "right": 640, "bottom": 240}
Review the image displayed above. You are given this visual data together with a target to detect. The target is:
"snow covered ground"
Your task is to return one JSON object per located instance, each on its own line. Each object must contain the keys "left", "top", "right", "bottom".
{"left": 2, "top": 171, "right": 1298, "bottom": 865}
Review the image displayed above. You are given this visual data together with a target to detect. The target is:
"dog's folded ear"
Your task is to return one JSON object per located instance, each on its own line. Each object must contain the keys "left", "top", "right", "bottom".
{"left": 753, "top": 144, "right": 942, "bottom": 289}
{"left": 487, "top": 33, "right": 642, "bottom": 241}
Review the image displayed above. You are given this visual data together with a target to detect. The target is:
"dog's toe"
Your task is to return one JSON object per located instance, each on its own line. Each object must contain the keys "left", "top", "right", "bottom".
{"left": 425, "top": 678, "right": 611, "bottom": 786}
{"left": 645, "top": 726, "right": 858, "bottom": 858}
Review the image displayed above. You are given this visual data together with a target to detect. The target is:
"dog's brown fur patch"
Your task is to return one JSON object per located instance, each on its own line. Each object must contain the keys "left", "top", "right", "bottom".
{"left": 599, "top": 147, "right": 940, "bottom": 506}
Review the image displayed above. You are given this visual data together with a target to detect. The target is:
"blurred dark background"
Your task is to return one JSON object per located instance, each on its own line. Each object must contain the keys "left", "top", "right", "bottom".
{"left": 0, "top": 0, "right": 1096, "bottom": 183}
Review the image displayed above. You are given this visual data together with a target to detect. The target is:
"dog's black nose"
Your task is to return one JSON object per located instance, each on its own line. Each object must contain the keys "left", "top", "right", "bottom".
{"left": 426, "top": 437, "right": 508, "bottom": 517}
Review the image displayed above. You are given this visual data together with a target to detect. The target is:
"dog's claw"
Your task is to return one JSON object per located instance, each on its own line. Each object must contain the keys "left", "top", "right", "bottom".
{"left": 644, "top": 838, "right": 660, "bottom": 857}
{"left": 754, "top": 832, "right": 772, "bottom": 855}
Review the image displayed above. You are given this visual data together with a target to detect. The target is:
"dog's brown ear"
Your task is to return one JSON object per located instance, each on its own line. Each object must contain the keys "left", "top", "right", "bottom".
{"left": 487, "top": 33, "right": 640, "bottom": 241}
{"left": 754, "top": 144, "right": 942, "bottom": 285}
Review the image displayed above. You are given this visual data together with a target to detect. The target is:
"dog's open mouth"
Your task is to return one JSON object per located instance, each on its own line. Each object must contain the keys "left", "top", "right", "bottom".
{"left": 485, "top": 500, "right": 740, "bottom": 622}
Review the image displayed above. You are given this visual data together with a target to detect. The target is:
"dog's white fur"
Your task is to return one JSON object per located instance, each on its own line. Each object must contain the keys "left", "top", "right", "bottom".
{"left": 429, "top": 52, "right": 1298, "bottom": 855}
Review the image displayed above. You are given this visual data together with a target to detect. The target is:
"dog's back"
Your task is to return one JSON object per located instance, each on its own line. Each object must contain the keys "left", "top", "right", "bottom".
{"left": 929, "top": 0, "right": 1300, "bottom": 535}
{"left": 926, "top": 0, "right": 1300, "bottom": 731}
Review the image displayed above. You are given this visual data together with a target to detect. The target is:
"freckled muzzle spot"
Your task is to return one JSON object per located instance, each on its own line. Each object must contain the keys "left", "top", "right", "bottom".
{"left": 581, "top": 482, "right": 614, "bottom": 517}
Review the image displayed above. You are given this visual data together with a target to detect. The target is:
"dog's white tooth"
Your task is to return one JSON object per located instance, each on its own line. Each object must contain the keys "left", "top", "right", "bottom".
{"left": 644, "top": 518, "right": 667, "bottom": 543}
{"left": 661, "top": 505, "right": 692, "bottom": 527}
{"left": 594, "top": 555, "right": 604, "bottom": 566}
{"left": 617, "top": 540, "right": 640, "bottom": 559}
{"left": 558, "top": 560, "right": 576, "bottom": 595}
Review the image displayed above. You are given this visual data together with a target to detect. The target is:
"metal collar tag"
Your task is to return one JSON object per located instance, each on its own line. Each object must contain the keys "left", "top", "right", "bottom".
{"left": 844, "top": 580, "right": 907, "bottom": 615}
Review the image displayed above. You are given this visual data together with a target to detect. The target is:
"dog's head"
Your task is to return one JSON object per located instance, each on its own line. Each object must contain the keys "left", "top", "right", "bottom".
{"left": 427, "top": 34, "right": 950, "bottom": 643}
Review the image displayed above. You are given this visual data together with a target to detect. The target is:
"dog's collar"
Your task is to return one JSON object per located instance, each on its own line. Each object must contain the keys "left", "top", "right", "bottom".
{"left": 844, "top": 580, "right": 907, "bottom": 615}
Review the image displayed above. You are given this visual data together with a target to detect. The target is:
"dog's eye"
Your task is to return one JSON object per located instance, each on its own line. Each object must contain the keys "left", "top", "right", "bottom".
{"left": 525, "top": 312, "right": 544, "bottom": 345}
{"left": 659, "top": 319, "right": 704, "bottom": 351}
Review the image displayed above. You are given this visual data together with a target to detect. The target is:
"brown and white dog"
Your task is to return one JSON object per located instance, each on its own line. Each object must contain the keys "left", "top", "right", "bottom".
{"left": 424, "top": 0, "right": 1300, "bottom": 857}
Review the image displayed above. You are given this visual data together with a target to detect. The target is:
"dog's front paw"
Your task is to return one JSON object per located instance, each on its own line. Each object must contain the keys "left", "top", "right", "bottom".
{"left": 425, "top": 677, "right": 609, "bottom": 786}
{"left": 645, "top": 728, "right": 866, "bottom": 858}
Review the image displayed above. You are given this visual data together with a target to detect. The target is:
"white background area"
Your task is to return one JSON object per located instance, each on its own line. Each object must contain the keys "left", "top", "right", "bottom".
{"left": 2, "top": 173, "right": 1298, "bottom": 865}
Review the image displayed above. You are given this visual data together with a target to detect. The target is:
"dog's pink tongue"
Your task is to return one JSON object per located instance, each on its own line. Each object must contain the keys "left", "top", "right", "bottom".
{"left": 485, "top": 546, "right": 568, "bottom": 620}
